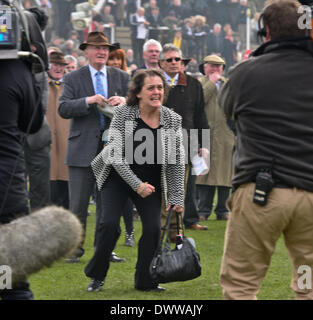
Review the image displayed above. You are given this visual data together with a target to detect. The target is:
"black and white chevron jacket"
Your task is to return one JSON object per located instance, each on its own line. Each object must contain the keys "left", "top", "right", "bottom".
{"left": 91, "top": 105, "right": 185, "bottom": 208}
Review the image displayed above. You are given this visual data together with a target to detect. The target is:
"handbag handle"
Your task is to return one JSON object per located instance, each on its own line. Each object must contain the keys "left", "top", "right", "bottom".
{"left": 164, "top": 209, "right": 185, "bottom": 246}
{"left": 155, "top": 206, "right": 184, "bottom": 256}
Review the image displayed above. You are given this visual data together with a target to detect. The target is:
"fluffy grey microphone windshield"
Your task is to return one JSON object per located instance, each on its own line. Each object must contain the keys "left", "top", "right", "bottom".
{"left": 0, "top": 206, "right": 83, "bottom": 284}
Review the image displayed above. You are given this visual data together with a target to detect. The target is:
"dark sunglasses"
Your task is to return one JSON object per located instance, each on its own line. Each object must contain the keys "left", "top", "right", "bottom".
{"left": 164, "top": 57, "right": 181, "bottom": 63}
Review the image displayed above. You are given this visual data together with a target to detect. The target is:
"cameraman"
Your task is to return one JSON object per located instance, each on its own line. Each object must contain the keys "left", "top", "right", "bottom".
{"left": 218, "top": 0, "right": 313, "bottom": 300}
{"left": 0, "top": 57, "right": 44, "bottom": 299}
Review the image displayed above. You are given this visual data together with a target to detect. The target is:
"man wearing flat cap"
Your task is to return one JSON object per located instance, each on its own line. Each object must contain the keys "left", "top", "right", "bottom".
{"left": 196, "top": 55, "right": 235, "bottom": 222}
{"left": 58, "top": 32, "right": 130, "bottom": 265}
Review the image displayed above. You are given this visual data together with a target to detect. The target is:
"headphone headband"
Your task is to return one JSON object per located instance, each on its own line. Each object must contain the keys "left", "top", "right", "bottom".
{"left": 257, "top": 11, "right": 267, "bottom": 43}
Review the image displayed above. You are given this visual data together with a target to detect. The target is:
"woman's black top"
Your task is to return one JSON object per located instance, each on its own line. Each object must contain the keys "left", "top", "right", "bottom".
{"left": 126, "top": 117, "right": 162, "bottom": 191}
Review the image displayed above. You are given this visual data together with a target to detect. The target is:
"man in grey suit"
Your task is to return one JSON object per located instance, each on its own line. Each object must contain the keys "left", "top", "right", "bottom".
{"left": 59, "top": 32, "right": 130, "bottom": 262}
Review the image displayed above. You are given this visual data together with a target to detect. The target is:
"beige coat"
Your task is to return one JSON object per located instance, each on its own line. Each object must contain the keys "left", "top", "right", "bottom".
{"left": 46, "top": 80, "right": 69, "bottom": 181}
{"left": 196, "top": 76, "right": 235, "bottom": 187}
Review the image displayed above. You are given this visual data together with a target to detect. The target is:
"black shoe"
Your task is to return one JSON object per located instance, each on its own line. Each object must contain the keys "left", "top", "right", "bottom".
{"left": 65, "top": 247, "right": 84, "bottom": 263}
{"left": 65, "top": 256, "right": 80, "bottom": 263}
{"left": 216, "top": 213, "right": 229, "bottom": 221}
{"left": 136, "top": 286, "right": 166, "bottom": 292}
{"left": 87, "top": 279, "right": 104, "bottom": 292}
{"left": 65, "top": 247, "right": 85, "bottom": 263}
{"left": 124, "top": 231, "right": 135, "bottom": 247}
{"left": 110, "top": 252, "right": 126, "bottom": 263}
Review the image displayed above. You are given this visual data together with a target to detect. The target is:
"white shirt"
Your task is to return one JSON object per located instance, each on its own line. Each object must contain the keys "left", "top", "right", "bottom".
{"left": 85, "top": 65, "right": 108, "bottom": 108}
{"left": 89, "top": 64, "right": 108, "bottom": 98}
{"left": 164, "top": 72, "right": 179, "bottom": 86}
{"left": 136, "top": 14, "right": 148, "bottom": 40}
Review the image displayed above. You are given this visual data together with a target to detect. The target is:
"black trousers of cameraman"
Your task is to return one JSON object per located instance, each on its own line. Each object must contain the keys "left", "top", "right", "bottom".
{"left": 0, "top": 281, "right": 33, "bottom": 300}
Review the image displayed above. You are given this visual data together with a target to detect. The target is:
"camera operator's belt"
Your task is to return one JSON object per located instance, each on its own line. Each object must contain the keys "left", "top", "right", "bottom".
{"left": 274, "top": 182, "right": 293, "bottom": 188}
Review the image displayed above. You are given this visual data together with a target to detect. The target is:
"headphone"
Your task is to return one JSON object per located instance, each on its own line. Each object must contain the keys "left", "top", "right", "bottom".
{"left": 257, "top": 12, "right": 267, "bottom": 43}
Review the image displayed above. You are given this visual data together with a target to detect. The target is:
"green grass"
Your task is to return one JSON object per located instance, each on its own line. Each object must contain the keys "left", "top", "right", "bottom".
{"left": 28, "top": 204, "right": 294, "bottom": 300}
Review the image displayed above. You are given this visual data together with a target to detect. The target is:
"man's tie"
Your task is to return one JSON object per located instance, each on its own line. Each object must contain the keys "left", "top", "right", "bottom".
{"left": 95, "top": 71, "right": 107, "bottom": 131}
{"left": 169, "top": 78, "right": 176, "bottom": 87}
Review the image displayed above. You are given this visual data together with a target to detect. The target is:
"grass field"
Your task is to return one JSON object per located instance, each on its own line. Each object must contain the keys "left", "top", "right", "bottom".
{"left": 29, "top": 202, "right": 294, "bottom": 300}
{"left": 27, "top": 203, "right": 296, "bottom": 301}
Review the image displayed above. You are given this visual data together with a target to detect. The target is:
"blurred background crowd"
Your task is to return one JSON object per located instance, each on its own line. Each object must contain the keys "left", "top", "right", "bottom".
{"left": 22, "top": 0, "right": 266, "bottom": 76}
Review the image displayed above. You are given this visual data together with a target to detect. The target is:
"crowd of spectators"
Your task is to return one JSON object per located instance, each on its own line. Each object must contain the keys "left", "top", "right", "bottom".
{"left": 23, "top": 0, "right": 266, "bottom": 75}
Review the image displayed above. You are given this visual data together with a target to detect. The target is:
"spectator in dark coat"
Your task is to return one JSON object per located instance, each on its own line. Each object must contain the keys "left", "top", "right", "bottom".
{"left": 169, "top": 0, "right": 186, "bottom": 20}
{"left": 223, "top": 25, "right": 238, "bottom": 72}
{"left": 146, "top": 6, "right": 163, "bottom": 41}
{"left": 207, "top": 23, "right": 225, "bottom": 56}
{"left": 193, "top": 16, "right": 207, "bottom": 63}
{"left": 181, "top": 18, "right": 195, "bottom": 59}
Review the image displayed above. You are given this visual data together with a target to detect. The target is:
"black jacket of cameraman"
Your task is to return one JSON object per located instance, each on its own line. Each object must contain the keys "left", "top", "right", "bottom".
{"left": 0, "top": 60, "right": 43, "bottom": 223}
{"left": 219, "top": 39, "right": 313, "bottom": 192}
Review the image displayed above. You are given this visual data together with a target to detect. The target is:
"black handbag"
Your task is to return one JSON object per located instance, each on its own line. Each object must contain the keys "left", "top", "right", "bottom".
{"left": 149, "top": 207, "right": 201, "bottom": 283}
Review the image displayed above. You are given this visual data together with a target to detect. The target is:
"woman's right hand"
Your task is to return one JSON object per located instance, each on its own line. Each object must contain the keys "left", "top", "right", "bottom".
{"left": 137, "top": 182, "right": 155, "bottom": 198}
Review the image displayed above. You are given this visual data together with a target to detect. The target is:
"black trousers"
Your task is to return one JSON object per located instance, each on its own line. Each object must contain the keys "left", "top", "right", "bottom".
{"left": 197, "top": 185, "right": 231, "bottom": 218}
{"left": 50, "top": 180, "right": 69, "bottom": 209}
{"left": 85, "top": 171, "right": 162, "bottom": 289}
{"left": 24, "top": 144, "right": 50, "bottom": 211}
{"left": 123, "top": 198, "right": 134, "bottom": 235}
{"left": 183, "top": 165, "right": 200, "bottom": 227}
{"left": 0, "top": 281, "right": 33, "bottom": 300}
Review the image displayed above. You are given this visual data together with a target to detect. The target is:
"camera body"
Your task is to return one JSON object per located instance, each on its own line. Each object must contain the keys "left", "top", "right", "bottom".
{"left": 0, "top": 3, "right": 21, "bottom": 58}
{"left": 0, "top": 0, "right": 48, "bottom": 71}
{"left": 71, "top": 1, "right": 103, "bottom": 31}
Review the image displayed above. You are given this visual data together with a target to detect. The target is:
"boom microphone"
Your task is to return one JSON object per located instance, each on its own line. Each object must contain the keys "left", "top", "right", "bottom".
{"left": 0, "top": 206, "right": 83, "bottom": 284}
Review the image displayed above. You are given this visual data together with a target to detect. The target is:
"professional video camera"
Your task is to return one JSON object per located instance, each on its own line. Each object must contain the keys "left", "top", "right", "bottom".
{"left": 0, "top": 0, "right": 48, "bottom": 71}
{"left": 71, "top": 0, "right": 104, "bottom": 31}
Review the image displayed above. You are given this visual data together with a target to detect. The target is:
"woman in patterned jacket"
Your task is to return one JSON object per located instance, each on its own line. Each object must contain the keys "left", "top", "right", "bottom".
{"left": 85, "top": 69, "right": 185, "bottom": 292}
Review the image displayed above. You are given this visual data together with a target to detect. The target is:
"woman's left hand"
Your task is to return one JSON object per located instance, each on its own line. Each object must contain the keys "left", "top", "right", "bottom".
{"left": 166, "top": 205, "right": 183, "bottom": 213}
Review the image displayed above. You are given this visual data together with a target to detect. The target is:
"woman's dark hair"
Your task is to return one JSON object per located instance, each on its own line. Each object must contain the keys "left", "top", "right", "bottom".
{"left": 126, "top": 69, "right": 169, "bottom": 106}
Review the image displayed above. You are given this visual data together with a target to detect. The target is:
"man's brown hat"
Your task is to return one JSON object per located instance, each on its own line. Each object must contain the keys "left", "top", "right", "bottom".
{"left": 49, "top": 51, "right": 68, "bottom": 65}
{"left": 79, "top": 32, "right": 116, "bottom": 51}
